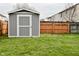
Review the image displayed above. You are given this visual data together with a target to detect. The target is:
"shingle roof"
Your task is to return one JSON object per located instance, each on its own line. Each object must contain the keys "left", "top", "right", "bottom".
{"left": 0, "top": 14, "right": 6, "bottom": 18}
{"left": 8, "top": 5, "right": 40, "bottom": 14}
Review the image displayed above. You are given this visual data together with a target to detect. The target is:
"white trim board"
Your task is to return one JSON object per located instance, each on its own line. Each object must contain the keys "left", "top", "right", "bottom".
{"left": 8, "top": 18, "right": 10, "bottom": 37}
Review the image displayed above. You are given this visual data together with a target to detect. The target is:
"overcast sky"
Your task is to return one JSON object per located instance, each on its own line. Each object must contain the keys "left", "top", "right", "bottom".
{"left": 0, "top": 3, "right": 67, "bottom": 19}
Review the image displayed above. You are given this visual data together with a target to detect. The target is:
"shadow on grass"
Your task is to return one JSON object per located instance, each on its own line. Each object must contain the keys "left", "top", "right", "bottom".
{"left": 0, "top": 34, "right": 9, "bottom": 40}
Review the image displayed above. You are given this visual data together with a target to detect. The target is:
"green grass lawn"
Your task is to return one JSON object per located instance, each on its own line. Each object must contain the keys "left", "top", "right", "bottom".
{"left": 0, "top": 34, "right": 79, "bottom": 56}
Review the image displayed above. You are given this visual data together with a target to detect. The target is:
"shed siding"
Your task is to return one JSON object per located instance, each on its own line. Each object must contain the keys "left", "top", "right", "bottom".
{"left": 9, "top": 13, "right": 17, "bottom": 36}
{"left": 32, "top": 14, "right": 39, "bottom": 36}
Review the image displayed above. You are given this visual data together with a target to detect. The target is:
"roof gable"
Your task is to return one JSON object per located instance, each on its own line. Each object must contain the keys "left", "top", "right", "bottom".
{"left": 8, "top": 6, "right": 40, "bottom": 14}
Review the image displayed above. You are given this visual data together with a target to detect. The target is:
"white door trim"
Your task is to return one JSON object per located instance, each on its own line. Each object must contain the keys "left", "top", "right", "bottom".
{"left": 17, "top": 15, "right": 32, "bottom": 37}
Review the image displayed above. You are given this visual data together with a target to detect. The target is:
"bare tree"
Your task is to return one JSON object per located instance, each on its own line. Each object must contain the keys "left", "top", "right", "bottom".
{"left": 61, "top": 3, "right": 77, "bottom": 22}
{"left": 65, "top": 3, "right": 74, "bottom": 9}
{"left": 15, "top": 3, "right": 30, "bottom": 9}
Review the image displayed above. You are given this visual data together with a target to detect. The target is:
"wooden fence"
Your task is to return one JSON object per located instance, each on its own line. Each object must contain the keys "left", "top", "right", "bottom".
{"left": 40, "top": 21, "right": 69, "bottom": 33}
{"left": 0, "top": 20, "right": 2, "bottom": 35}
{"left": 0, "top": 20, "right": 8, "bottom": 35}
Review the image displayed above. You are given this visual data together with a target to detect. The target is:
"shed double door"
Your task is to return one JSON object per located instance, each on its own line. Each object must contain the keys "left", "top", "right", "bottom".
{"left": 17, "top": 15, "right": 32, "bottom": 37}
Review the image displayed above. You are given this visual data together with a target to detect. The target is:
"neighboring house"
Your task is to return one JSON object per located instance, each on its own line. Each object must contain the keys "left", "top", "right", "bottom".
{"left": 8, "top": 5, "right": 40, "bottom": 37}
{"left": 45, "top": 3, "right": 79, "bottom": 22}
{"left": 0, "top": 13, "right": 7, "bottom": 21}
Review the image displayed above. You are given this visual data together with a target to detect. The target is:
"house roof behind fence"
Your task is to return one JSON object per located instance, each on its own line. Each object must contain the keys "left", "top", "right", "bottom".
{"left": 47, "top": 3, "right": 79, "bottom": 19}
{"left": 0, "top": 13, "right": 6, "bottom": 18}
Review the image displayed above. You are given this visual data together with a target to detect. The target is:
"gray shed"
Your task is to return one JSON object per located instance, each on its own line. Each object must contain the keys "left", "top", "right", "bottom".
{"left": 8, "top": 6, "right": 40, "bottom": 37}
